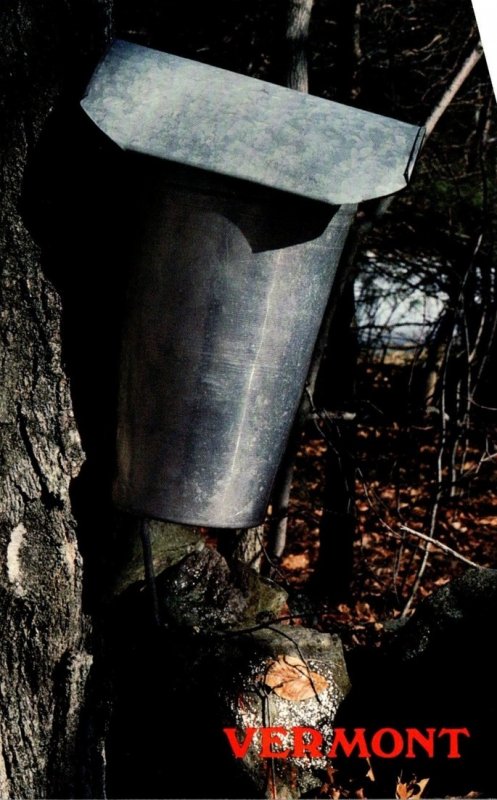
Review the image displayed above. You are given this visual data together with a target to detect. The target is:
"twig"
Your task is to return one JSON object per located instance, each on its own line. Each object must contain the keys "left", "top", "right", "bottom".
{"left": 139, "top": 518, "right": 162, "bottom": 626}
{"left": 260, "top": 663, "right": 277, "bottom": 799}
{"left": 221, "top": 612, "right": 315, "bottom": 637}
{"left": 257, "top": 526, "right": 289, "bottom": 582}
{"left": 397, "top": 524, "right": 487, "bottom": 570}
{"left": 357, "top": 469, "right": 488, "bottom": 599}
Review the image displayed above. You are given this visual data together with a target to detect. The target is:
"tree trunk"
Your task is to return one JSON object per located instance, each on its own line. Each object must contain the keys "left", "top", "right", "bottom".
{"left": 0, "top": 3, "right": 111, "bottom": 796}
{"left": 284, "top": 0, "right": 314, "bottom": 92}
{"left": 264, "top": 0, "right": 315, "bottom": 564}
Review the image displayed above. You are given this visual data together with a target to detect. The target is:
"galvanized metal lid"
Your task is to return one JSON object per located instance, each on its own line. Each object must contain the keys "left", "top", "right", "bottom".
{"left": 81, "top": 40, "right": 424, "bottom": 205}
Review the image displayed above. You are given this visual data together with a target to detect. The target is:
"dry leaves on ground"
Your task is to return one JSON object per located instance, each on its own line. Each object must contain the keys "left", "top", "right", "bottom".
{"left": 264, "top": 655, "right": 329, "bottom": 701}
{"left": 396, "top": 777, "right": 429, "bottom": 799}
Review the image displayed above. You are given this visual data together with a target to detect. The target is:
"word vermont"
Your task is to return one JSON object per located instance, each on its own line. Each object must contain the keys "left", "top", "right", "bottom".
{"left": 223, "top": 727, "right": 470, "bottom": 760}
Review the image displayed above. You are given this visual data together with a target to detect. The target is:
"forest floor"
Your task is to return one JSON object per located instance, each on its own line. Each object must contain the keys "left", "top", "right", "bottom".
{"left": 269, "top": 357, "right": 497, "bottom": 798}
{"left": 277, "top": 357, "right": 497, "bottom": 650}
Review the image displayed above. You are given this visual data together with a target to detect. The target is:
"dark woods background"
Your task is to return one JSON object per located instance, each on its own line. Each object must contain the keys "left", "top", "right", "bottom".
{"left": 1, "top": 1, "right": 496, "bottom": 799}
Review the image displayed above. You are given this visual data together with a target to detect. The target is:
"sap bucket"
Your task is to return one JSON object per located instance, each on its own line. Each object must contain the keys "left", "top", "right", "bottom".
{"left": 81, "top": 40, "right": 423, "bottom": 528}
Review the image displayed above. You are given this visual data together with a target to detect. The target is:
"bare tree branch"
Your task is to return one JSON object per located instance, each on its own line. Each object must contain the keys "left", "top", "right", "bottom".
{"left": 425, "top": 43, "right": 484, "bottom": 137}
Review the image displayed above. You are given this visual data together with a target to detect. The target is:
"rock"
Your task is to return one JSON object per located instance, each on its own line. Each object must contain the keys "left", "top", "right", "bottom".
{"left": 220, "top": 624, "right": 351, "bottom": 798}
{"left": 388, "top": 567, "right": 497, "bottom": 662}
{"left": 339, "top": 568, "right": 497, "bottom": 799}
{"left": 109, "top": 539, "right": 350, "bottom": 798}
{"left": 157, "top": 547, "right": 248, "bottom": 628}
{"left": 156, "top": 546, "right": 288, "bottom": 630}
{"left": 111, "top": 520, "right": 205, "bottom": 596}
{"left": 106, "top": 544, "right": 349, "bottom": 799}
{"left": 231, "top": 560, "right": 290, "bottom": 626}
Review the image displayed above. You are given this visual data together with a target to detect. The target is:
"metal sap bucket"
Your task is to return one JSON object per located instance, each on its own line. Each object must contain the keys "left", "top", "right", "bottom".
{"left": 112, "top": 161, "right": 353, "bottom": 528}
{"left": 81, "top": 40, "right": 423, "bottom": 528}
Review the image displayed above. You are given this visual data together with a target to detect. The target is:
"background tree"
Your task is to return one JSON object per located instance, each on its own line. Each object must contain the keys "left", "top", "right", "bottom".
{"left": 289, "top": 0, "right": 494, "bottom": 604}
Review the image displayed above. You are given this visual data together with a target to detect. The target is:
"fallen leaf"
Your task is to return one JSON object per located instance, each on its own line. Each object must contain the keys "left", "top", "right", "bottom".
{"left": 396, "top": 777, "right": 429, "bottom": 799}
{"left": 281, "top": 553, "right": 310, "bottom": 570}
{"left": 264, "top": 655, "right": 329, "bottom": 701}
{"left": 414, "top": 778, "right": 430, "bottom": 798}
{"left": 479, "top": 516, "right": 497, "bottom": 527}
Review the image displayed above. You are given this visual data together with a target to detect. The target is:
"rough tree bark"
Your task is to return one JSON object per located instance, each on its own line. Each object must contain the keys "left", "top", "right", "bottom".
{"left": 0, "top": 3, "right": 111, "bottom": 796}
{"left": 284, "top": 0, "right": 314, "bottom": 92}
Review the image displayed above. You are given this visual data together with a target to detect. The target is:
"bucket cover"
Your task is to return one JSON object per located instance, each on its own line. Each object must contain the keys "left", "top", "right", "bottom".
{"left": 81, "top": 40, "right": 424, "bottom": 205}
